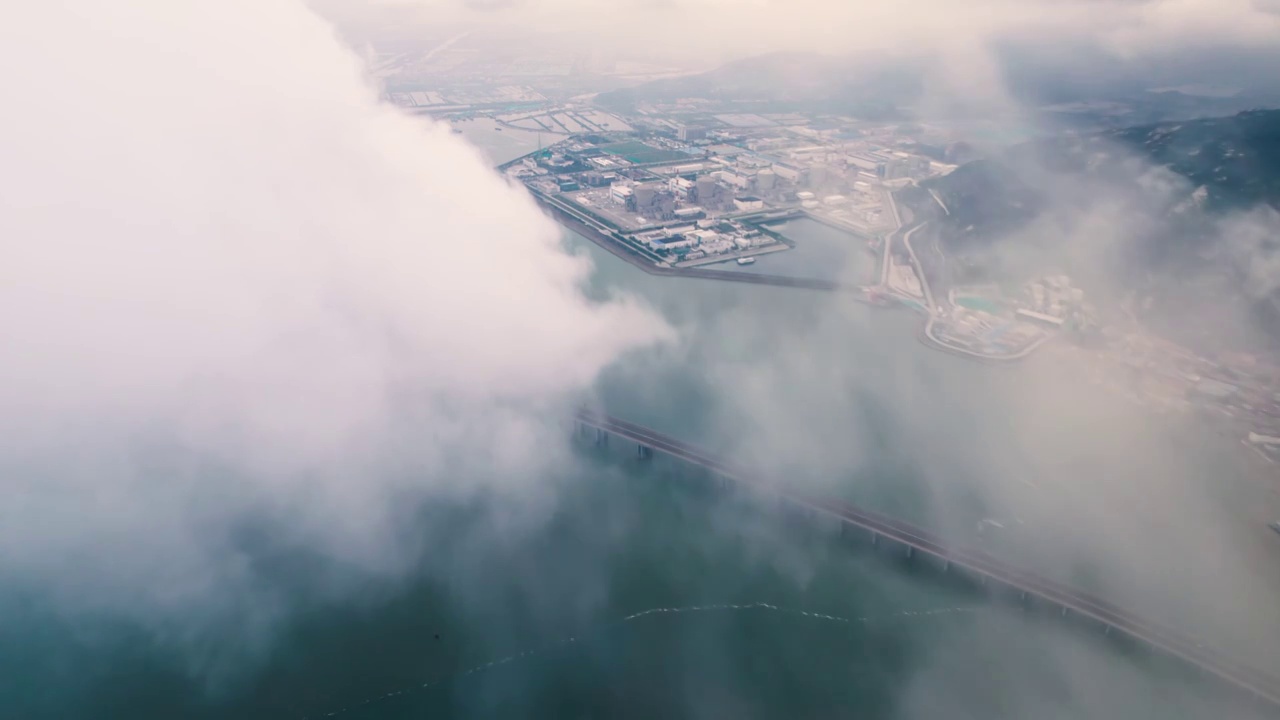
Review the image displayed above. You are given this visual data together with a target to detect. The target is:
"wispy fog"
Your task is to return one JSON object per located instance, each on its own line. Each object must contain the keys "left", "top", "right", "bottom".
{"left": 3, "top": 0, "right": 1280, "bottom": 716}
{"left": 0, "top": 0, "right": 667, "bottom": 666}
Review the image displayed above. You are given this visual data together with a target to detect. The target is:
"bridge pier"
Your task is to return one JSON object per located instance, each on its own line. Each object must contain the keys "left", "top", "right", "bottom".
{"left": 595, "top": 428, "right": 608, "bottom": 448}
{"left": 905, "top": 545, "right": 914, "bottom": 559}
{"left": 637, "top": 444, "right": 652, "bottom": 460}
{"left": 871, "top": 532, "right": 879, "bottom": 547}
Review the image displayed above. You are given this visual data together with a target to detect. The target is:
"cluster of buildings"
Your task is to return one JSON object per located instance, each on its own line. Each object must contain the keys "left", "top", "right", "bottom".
{"left": 507, "top": 125, "right": 946, "bottom": 267}
{"left": 633, "top": 219, "right": 782, "bottom": 264}
{"left": 930, "top": 306, "right": 1049, "bottom": 357}
{"left": 386, "top": 85, "right": 548, "bottom": 112}
{"left": 1075, "top": 327, "right": 1280, "bottom": 463}
{"left": 923, "top": 277, "right": 1095, "bottom": 358}
{"left": 1174, "top": 352, "right": 1280, "bottom": 452}
{"left": 1015, "top": 275, "right": 1096, "bottom": 332}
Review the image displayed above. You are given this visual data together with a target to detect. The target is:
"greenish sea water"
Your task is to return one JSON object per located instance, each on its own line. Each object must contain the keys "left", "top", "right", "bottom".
{"left": 0, "top": 454, "right": 1264, "bottom": 719}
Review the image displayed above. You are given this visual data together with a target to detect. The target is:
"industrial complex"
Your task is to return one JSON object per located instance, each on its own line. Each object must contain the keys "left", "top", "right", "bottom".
{"left": 375, "top": 40, "right": 1280, "bottom": 465}
{"left": 504, "top": 129, "right": 938, "bottom": 268}
{"left": 498, "top": 124, "right": 1085, "bottom": 365}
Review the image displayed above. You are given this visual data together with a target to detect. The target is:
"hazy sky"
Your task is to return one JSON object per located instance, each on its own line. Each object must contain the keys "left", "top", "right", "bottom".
{"left": 315, "top": 0, "right": 1280, "bottom": 70}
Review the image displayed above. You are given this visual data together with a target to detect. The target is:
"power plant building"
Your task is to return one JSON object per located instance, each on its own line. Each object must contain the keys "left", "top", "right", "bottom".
{"left": 719, "top": 171, "right": 752, "bottom": 190}
{"left": 677, "top": 126, "right": 708, "bottom": 141}
{"left": 610, "top": 184, "right": 633, "bottom": 204}
{"left": 1016, "top": 308, "right": 1065, "bottom": 328}
{"left": 695, "top": 176, "right": 719, "bottom": 201}
{"left": 772, "top": 163, "right": 805, "bottom": 182}
{"left": 669, "top": 177, "right": 695, "bottom": 198}
{"left": 633, "top": 184, "right": 658, "bottom": 208}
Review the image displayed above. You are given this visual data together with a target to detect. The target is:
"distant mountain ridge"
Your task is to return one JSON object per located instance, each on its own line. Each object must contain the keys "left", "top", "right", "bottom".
{"left": 921, "top": 109, "right": 1280, "bottom": 350}
{"left": 596, "top": 50, "right": 1280, "bottom": 125}
{"left": 594, "top": 52, "right": 922, "bottom": 117}
{"left": 925, "top": 109, "right": 1280, "bottom": 249}
{"left": 1105, "top": 110, "right": 1280, "bottom": 210}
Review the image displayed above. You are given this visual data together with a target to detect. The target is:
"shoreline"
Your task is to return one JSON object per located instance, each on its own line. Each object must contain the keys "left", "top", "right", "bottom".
{"left": 535, "top": 191, "right": 1043, "bottom": 363}
{"left": 502, "top": 142, "right": 1044, "bottom": 364}
{"left": 533, "top": 192, "right": 872, "bottom": 295}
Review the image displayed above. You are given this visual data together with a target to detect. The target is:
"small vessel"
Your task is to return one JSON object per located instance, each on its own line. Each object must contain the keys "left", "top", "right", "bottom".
{"left": 451, "top": 128, "right": 462, "bottom": 134}
{"left": 736, "top": 257, "right": 756, "bottom": 266}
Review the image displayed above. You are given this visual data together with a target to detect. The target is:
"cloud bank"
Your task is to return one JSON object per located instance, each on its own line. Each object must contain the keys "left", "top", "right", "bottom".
{"left": 0, "top": 0, "right": 667, "bottom": 657}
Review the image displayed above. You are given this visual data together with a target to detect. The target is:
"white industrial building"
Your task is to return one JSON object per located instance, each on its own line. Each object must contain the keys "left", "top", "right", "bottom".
{"left": 718, "top": 171, "right": 752, "bottom": 190}
{"left": 610, "top": 184, "right": 633, "bottom": 204}
{"left": 647, "top": 235, "right": 698, "bottom": 251}
{"left": 669, "top": 177, "right": 695, "bottom": 198}
{"left": 772, "top": 163, "right": 805, "bottom": 182}
{"left": 1016, "top": 309, "right": 1065, "bottom": 328}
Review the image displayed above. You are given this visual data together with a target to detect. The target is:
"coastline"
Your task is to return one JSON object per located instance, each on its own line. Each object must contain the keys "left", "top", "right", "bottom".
{"left": 533, "top": 192, "right": 871, "bottom": 294}
{"left": 502, "top": 146, "right": 1044, "bottom": 364}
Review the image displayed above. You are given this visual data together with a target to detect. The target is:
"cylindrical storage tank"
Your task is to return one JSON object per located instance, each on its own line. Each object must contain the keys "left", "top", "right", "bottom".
{"left": 634, "top": 185, "right": 657, "bottom": 207}
{"left": 695, "top": 177, "right": 718, "bottom": 201}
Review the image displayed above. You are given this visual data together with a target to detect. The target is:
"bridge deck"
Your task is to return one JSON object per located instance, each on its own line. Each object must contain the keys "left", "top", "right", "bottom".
{"left": 576, "top": 410, "right": 1280, "bottom": 709}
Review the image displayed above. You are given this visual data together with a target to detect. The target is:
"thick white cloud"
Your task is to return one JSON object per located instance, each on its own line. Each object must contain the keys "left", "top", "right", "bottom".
{"left": 0, "top": 0, "right": 668, "bottom": 633}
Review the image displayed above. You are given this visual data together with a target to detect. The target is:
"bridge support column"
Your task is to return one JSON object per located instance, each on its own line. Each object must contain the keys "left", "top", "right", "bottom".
{"left": 905, "top": 546, "right": 914, "bottom": 559}
{"left": 871, "top": 532, "right": 879, "bottom": 547}
{"left": 1103, "top": 625, "right": 1112, "bottom": 636}
{"left": 1019, "top": 591, "right": 1027, "bottom": 603}
{"left": 595, "top": 428, "right": 608, "bottom": 448}
{"left": 637, "top": 444, "right": 652, "bottom": 460}
{"left": 1060, "top": 607, "right": 1068, "bottom": 618}
{"left": 942, "top": 560, "right": 950, "bottom": 572}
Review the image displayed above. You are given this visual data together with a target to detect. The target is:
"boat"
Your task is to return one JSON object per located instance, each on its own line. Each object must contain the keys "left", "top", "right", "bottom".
{"left": 736, "top": 257, "right": 756, "bottom": 266}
